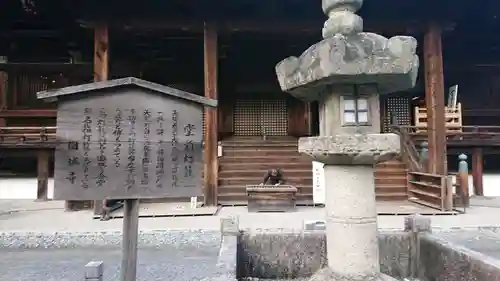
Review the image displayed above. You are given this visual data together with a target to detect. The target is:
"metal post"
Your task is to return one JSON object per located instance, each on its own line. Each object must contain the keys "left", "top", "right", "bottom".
{"left": 419, "top": 141, "right": 429, "bottom": 171}
{"left": 121, "top": 199, "right": 140, "bottom": 281}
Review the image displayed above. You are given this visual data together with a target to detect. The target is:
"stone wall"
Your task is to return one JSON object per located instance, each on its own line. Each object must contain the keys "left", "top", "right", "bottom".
{"left": 237, "top": 231, "right": 411, "bottom": 279}
{"left": 419, "top": 233, "right": 500, "bottom": 281}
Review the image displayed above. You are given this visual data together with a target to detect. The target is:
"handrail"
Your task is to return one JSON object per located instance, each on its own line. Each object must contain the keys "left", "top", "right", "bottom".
{"left": 396, "top": 125, "right": 500, "bottom": 136}
{"left": 391, "top": 125, "right": 422, "bottom": 172}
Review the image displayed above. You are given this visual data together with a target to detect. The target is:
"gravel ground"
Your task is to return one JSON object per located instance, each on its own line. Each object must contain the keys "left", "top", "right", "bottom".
{"left": 0, "top": 245, "right": 220, "bottom": 281}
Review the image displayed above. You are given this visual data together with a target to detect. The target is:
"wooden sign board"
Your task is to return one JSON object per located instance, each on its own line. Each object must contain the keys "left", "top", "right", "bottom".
{"left": 447, "top": 84, "right": 458, "bottom": 110}
{"left": 37, "top": 77, "right": 217, "bottom": 200}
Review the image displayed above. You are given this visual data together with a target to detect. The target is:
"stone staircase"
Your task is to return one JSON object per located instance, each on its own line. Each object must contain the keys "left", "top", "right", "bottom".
{"left": 217, "top": 136, "right": 314, "bottom": 205}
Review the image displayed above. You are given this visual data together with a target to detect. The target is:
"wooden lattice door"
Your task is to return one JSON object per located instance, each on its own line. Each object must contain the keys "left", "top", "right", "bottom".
{"left": 382, "top": 96, "right": 411, "bottom": 133}
{"left": 233, "top": 99, "right": 288, "bottom": 136}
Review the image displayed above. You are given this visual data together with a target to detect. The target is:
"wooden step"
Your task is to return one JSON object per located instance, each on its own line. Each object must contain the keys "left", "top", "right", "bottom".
{"left": 375, "top": 184, "right": 407, "bottom": 193}
{"left": 376, "top": 192, "right": 408, "bottom": 201}
{"left": 218, "top": 185, "right": 313, "bottom": 194}
{"left": 219, "top": 162, "right": 312, "bottom": 171}
{"left": 374, "top": 176, "right": 407, "bottom": 185}
{"left": 219, "top": 156, "right": 312, "bottom": 163}
{"left": 376, "top": 162, "right": 406, "bottom": 168}
{"left": 222, "top": 149, "right": 300, "bottom": 157}
{"left": 219, "top": 177, "right": 312, "bottom": 186}
{"left": 217, "top": 192, "right": 313, "bottom": 203}
{"left": 222, "top": 142, "right": 298, "bottom": 147}
{"left": 219, "top": 169, "right": 312, "bottom": 178}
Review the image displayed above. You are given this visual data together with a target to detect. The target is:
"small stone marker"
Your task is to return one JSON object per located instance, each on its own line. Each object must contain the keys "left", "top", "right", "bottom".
{"left": 220, "top": 216, "right": 240, "bottom": 236}
{"left": 85, "top": 261, "right": 104, "bottom": 281}
{"left": 404, "top": 214, "right": 432, "bottom": 233}
{"left": 304, "top": 220, "right": 326, "bottom": 231}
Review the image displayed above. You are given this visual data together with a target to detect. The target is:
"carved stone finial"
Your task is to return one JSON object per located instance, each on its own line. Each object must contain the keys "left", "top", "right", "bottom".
{"left": 322, "top": 0, "right": 364, "bottom": 38}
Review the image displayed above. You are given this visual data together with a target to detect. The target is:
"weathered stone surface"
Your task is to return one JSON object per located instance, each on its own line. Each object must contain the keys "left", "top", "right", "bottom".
{"left": 322, "top": 0, "right": 364, "bottom": 38}
{"left": 307, "top": 267, "right": 399, "bottom": 281}
{"left": 419, "top": 232, "right": 500, "bottom": 281}
{"left": 237, "top": 231, "right": 411, "bottom": 280}
{"left": 275, "top": 33, "right": 419, "bottom": 101}
{"left": 298, "top": 134, "right": 400, "bottom": 165}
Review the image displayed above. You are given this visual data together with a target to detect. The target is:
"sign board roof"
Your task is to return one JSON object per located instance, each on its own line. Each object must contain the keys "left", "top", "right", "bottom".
{"left": 37, "top": 76, "right": 217, "bottom": 107}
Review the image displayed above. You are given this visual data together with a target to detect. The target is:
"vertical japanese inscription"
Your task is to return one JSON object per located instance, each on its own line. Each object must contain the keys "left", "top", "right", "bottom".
{"left": 66, "top": 150, "right": 79, "bottom": 185}
{"left": 171, "top": 110, "right": 179, "bottom": 188}
{"left": 113, "top": 109, "right": 123, "bottom": 168}
{"left": 81, "top": 108, "right": 92, "bottom": 189}
{"left": 126, "top": 109, "right": 137, "bottom": 189}
{"left": 155, "top": 112, "right": 165, "bottom": 188}
{"left": 96, "top": 109, "right": 108, "bottom": 187}
{"left": 183, "top": 123, "right": 196, "bottom": 179}
{"left": 141, "top": 109, "right": 152, "bottom": 186}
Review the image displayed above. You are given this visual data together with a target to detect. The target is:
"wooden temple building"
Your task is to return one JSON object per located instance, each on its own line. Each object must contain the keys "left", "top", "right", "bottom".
{"left": 0, "top": 0, "right": 499, "bottom": 211}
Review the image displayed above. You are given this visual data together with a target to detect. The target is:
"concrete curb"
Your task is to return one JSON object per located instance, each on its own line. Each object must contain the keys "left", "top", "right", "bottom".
{"left": 0, "top": 229, "right": 221, "bottom": 249}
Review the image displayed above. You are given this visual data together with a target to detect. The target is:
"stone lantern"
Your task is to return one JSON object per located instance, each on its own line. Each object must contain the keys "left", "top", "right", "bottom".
{"left": 275, "top": 0, "right": 419, "bottom": 280}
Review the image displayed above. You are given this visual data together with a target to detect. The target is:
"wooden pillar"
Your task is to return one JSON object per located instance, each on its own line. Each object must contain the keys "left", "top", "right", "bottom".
{"left": 0, "top": 56, "right": 7, "bottom": 126}
{"left": 36, "top": 150, "right": 50, "bottom": 201}
{"left": 92, "top": 24, "right": 109, "bottom": 213}
{"left": 203, "top": 22, "right": 218, "bottom": 206}
{"left": 472, "top": 148, "right": 484, "bottom": 196}
{"left": 423, "top": 24, "right": 447, "bottom": 175}
{"left": 93, "top": 25, "right": 109, "bottom": 82}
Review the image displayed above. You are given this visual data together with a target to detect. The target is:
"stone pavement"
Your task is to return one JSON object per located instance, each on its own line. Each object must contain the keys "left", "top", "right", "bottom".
{"left": 1, "top": 245, "right": 220, "bottom": 281}
{"left": 1, "top": 197, "right": 500, "bottom": 233}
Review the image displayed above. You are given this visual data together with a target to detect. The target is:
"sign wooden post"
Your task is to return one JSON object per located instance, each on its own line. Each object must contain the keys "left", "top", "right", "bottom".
{"left": 121, "top": 199, "right": 140, "bottom": 281}
{"left": 37, "top": 77, "right": 217, "bottom": 281}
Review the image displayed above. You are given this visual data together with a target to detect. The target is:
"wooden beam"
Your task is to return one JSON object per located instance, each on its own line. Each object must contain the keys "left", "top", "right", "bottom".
{"left": 0, "top": 56, "right": 7, "bottom": 126}
{"left": 423, "top": 24, "right": 447, "bottom": 175}
{"left": 472, "top": 148, "right": 484, "bottom": 196}
{"left": 36, "top": 150, "right": 50, "bottom": 201}
{"left": 79, "top": 19, "right": 439, "bottom": 35}
{"left": 203, "top": 22, "right": 218, "bottom": 206}
{"left": 92, "top": 24, "right": 109, "bottom": 212}
{"left": 93, "top": 24, "right": 109, "bottom": 82}
{"left": 0, "top": 109, "right": 57, "bottom": 118}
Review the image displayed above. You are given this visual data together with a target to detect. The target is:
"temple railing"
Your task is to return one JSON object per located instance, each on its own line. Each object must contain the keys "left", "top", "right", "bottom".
{"left": 391, "top": 125, "right": 423, "bottom": 173}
